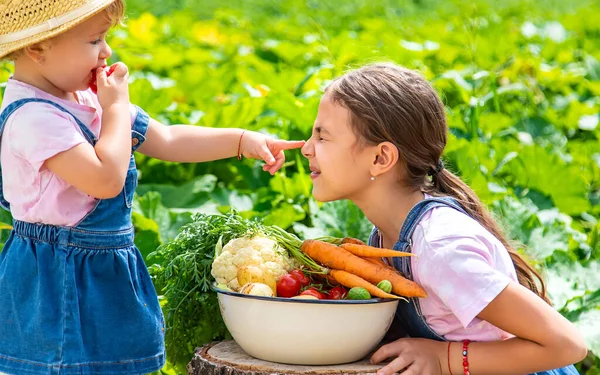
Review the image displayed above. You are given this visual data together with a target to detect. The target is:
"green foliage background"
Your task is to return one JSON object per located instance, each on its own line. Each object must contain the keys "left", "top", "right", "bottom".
{"left": 1, "top": 0, "right": 599, "bottom": 373}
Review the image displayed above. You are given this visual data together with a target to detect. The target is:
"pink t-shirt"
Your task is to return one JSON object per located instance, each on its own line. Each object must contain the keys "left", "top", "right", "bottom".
{"left": 392, "top": 205, "right": 518, "bottom": 342}
{"left": 0, "top": 78, "right": 138, "bottom": 226}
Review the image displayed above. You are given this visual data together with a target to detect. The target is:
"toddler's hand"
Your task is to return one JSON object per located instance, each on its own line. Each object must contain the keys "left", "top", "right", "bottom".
{"left": 95, "top": 62, "right": 130, "bottom": 109}
{"left": 240, "top": 131, "right": 305, "bottom": 175}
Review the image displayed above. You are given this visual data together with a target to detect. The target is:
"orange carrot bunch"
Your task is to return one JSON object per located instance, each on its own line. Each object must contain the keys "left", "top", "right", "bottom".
{"left": 301, "top": 238, "right": 427, "bottom": 299}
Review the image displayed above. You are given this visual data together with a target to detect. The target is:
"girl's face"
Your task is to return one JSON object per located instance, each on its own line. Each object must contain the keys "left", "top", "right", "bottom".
{"left": 302, "top": 94, "right": 376, "bottom": 202}
{"left": 34, "top": 11, "right": 113, "bottom": 94}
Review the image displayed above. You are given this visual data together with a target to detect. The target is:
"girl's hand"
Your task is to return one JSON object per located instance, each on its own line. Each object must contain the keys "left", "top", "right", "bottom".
{"left": 370, "top": 338, "right": 445, "bottom": 375}
{"left": 96, "top": 62, "right": 130, "bottom": 110}
{"left": 240, "top": 131, "right": 305, "bottom": 174}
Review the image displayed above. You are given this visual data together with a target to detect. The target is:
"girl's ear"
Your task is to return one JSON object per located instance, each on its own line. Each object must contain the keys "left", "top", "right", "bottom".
{"left": 23, "top": 42, "right": 50, "bottom": 65}
{"left": 370, "top": 141, "right": 399, "bottom": 177}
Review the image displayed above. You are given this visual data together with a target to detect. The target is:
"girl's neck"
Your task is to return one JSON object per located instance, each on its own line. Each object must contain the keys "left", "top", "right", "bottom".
{"left": 353, "top": 181, "right": 424, "bottom": 249}
{"left": 13, "top": 62, "right": 77, "bottom": 103}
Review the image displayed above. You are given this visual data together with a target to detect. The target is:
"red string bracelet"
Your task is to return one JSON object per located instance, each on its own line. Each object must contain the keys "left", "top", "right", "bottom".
{"left": 447, "top": 341, "right": 454, "bottom": 375}
{"left": 462, "top": 340, "right": 471, "bottom": 375}
{"left": 237, "top": 130, "right": 246, "bottom": 160}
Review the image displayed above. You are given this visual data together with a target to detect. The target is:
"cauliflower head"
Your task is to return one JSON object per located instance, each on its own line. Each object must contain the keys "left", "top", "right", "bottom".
{"left": 211, "top": 235, "right": 295, "bottom": 291}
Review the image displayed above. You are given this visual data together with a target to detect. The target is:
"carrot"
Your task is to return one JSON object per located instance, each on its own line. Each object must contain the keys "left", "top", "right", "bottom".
{"left": 363, "top": 257, "right": 396, "bottom": 272}
{"left": 340, "top": 243, "right": 415, "bottom": 258}
{"left": 341, "top": 237, "right": 366, "bottom": 245}
{"left": 301, "top": 240, "right": 427, "bottom": 298}
{"left": 329, "top": 269, "right": 399, "bottom": 299}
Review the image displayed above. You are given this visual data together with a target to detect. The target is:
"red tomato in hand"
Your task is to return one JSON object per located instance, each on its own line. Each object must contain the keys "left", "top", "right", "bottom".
{"left": 300, "top": 287, "right": 326, "bottom": 300}
{"left": 327, "top": 286, "right": 348, "bottom": 300}
{"left": 289, "top": 269, "right": 310, "bottom": 287}
{"left": 276, "top": 274, "right": 301, "bottom": 297}
{"left": 89, "top": 64, "right": 117, "bottom": 94}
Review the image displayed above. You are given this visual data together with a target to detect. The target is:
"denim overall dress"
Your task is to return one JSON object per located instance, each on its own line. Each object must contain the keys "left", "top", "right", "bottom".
{"left": 369, "top": 197, "right": 579, "bottom": 375}
{"left": 0, "top": 98, "right": 165, "bottom": 375}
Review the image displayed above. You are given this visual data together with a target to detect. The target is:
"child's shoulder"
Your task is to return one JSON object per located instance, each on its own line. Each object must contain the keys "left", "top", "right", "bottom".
{"left": 414, "top": 205, "right": 505, "bottom": 256}
{"left": 2, "top": 79, "right": 97, "bottom": 128}
{"left": 412, "top": 205, "right": 518, "bottom": 287}
{"left": 1, "top": 80, "right": 96, "bottom": 162}
{"left": 418, "top": 204, "right": 485, "bottom": 234}
{"left": 2, "top": 97, "right": 77, "bottom": 135}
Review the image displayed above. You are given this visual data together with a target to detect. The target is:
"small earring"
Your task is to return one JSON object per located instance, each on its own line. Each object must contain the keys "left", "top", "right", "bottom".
{"left": 370, "top": 176, "right": 375, "bottom": 181}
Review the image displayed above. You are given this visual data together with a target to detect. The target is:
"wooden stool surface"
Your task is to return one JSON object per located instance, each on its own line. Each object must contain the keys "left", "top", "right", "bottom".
{"left": 187, "top": 340, "right": 384, "bottom": 375}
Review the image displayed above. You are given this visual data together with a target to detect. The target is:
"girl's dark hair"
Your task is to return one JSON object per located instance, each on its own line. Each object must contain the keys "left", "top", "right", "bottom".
{"left": 326, "top": 63, "right": 550, "bottom": 304}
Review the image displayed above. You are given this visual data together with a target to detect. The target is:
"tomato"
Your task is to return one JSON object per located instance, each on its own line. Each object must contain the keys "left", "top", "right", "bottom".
{"left": 299, "top": 288, "right": 326, "bottom": 300}
{"left": 276, "top": 274, "right": 301, "bottom": 297}
{"left": 327, "top": 286, "right": 348, "bottom": 300}
{"left": 90, "top": 64, "right": 117, "bottom": 94}
{"left": 289, "top": 269, "right": 310, "bottom": 287}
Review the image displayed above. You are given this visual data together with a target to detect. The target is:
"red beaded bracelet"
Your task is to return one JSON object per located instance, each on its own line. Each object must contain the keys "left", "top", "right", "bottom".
{"left": 237, "top": 130, "right": 246, "bottom": 160}
{"left": 462, "top": 340, "right": 471, "bottom": 375}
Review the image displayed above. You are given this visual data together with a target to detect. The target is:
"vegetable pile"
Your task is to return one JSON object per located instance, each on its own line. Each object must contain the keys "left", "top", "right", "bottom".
{"left": 150, "top": 210, "right": 426, "bottom": 369}
{"left": 210, "top": 215, "right": 426, "bottom": 300}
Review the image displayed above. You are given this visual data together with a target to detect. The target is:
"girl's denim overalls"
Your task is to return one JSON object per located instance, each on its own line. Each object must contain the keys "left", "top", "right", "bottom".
{"left": 0, "top": 98, "right": 165, "bottom": 375}
{"left": 369, "top": 197, "right": 579, "bottom": 375}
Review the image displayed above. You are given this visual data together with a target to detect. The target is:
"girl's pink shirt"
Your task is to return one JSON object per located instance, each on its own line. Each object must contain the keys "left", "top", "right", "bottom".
{"left": 0, "top": 78, "right": 137, "bottom": 226}
{"left": 408, "top": 205, "right": 518, "bottom": 341}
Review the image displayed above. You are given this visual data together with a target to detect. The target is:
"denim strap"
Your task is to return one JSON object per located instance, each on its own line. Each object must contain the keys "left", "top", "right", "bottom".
{"left": 393, "top": 197, "right": 467, "bottom": 279}
{"left": 398, "top": 197, "right": 467, "bottom": 246}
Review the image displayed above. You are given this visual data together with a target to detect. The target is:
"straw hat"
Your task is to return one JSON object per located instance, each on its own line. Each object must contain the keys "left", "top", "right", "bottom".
{"left": 0, "top": 0, "right": 117, "bottom": 59}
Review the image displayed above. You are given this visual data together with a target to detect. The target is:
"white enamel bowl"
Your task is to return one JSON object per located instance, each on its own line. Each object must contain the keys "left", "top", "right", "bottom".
{"left": 214, "top": 286, "right": 399, "bottom": 365}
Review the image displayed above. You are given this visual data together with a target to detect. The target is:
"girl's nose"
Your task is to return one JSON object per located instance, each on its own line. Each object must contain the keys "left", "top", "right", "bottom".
{"left": 301, "top": 138, "right": 313, "bottom": 158}
{"left": 100, "top": 41, "right": 112, "bottom": 61}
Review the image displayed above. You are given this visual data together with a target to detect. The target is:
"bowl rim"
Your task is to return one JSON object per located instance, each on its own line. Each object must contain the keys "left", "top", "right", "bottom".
{"left": 212, "top": 284, "right": 401, "bottom": 305}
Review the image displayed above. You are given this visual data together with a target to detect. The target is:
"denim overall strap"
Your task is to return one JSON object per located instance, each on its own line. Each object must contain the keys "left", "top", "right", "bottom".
{"left": 0, "top": 98, "right": 97, "bottom": 212}
{"left": 394, "top": 197, "right": 467, "bottom": 280}
{"left": 369, "top": 196, "right": 467, "bottom": 341}
{"left": 71, "top": 105, "right": 148, "bottom": 233}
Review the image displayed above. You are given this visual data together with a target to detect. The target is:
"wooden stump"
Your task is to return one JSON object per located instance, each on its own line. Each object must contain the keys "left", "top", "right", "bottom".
{"left": 187, "top": 340, "right": 384, "bottom": 375}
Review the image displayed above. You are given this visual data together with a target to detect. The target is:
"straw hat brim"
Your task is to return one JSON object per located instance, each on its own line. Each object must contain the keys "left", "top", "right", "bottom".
{"left": 0, "top": 0, "right": 116, "bottom": 60}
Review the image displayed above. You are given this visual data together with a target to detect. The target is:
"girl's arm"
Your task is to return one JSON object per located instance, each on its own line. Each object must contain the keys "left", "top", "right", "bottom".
{"left": 137, "top": 118, "right": 304, "bottom": 174}
{"left": 371, "top": 282, "right": 587, "bottom": 375}
{"left": 45, "top": 64, "right": 131, "bottom": 199}
{"left": 450, "top": 282, "right": 587, "bottom": 374}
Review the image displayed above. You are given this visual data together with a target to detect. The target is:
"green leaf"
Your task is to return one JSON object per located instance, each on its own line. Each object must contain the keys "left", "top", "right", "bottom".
{"left": 492, "top": 196, "right": 587, "bottom": 259}
{"left": 572, "top": 308, "right": 600, "bottom": 360}
{"left": 548, "top": 259, "right": 600, "bottom": 356}
{"left": 137, "top": 175, "right": 217, "bottom": 209}
{"left": 262, "top": 202, "right": 305, "bottom": 229}
{"left": 548, "top": 260, "right": 600, "bottom": 311}
{"left": 0, "top": 209, "right": 13, "bottom": 250}
{"left": 131, "top": 192, "right": 194, "bottom": 261}
{"left": 131, "top": 212, "right": 162, "bottom": 261}
{"left": 504, "top": 146, "right": 591, "bottom": 215}
{"left": 201, "top": 97, "right": 266, "bottom": 130}
{"left": 478, "top": 112, "right": 514, "bottom": 137}
{"left": 210, "top": 188, "right": 254, "bottom": 212}
{"left": 268, "top": 171, "right": 312, "bottom": 201}
{"left": 294, "top": 199, "right": 372, "bottom": 242}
